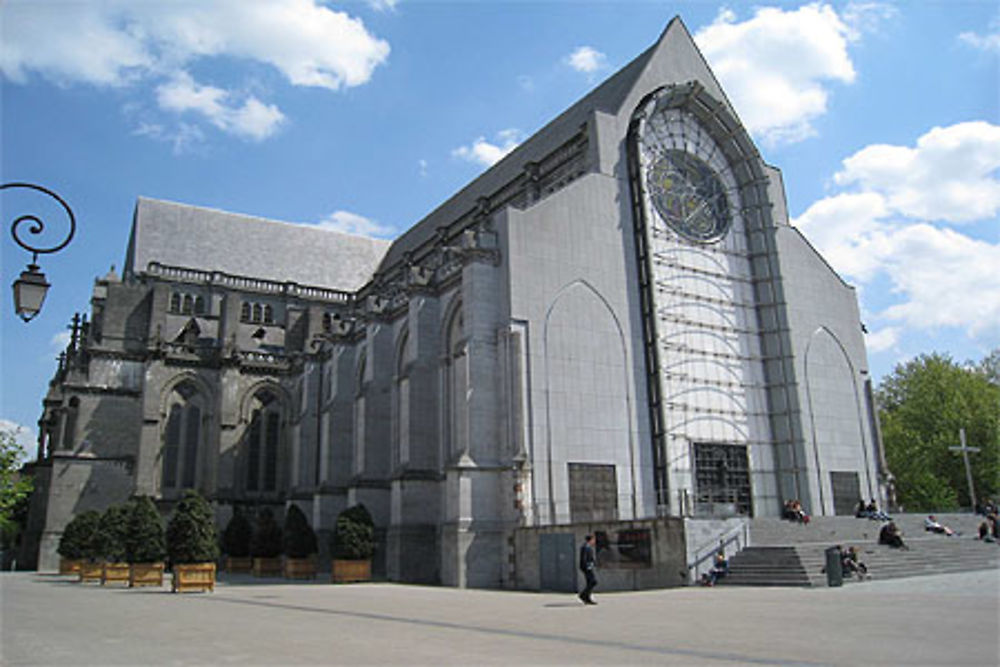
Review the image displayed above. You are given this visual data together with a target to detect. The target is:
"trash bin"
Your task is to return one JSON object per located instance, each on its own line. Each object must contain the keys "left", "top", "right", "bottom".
{"left": 824, "top": 546, "right": 843, "bottom": 587}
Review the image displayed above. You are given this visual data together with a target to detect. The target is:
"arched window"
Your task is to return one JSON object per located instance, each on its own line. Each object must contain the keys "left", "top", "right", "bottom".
{"left": 394, "top": 331, "right": 411, "bottom": 467}
{"left": 161, "top": 382, "right": 205, "bottom": 492}
{"left": 245, "top": 390, "right": 282, "bottom": 494}
{"left": 194, "top": 295, "right": 206, "bottom": 315}
{"left": 61, "top": 396, "right": 80, "bottom": 451}
{"left": 241, "top": 302, "right": 252, "bottom": 322}
{"left": 354, "top": 352, "right": 367, "bottom": 475}
{"left": 263, "top": 304, "right": 274, "bottom": 324}
{"left": 322, "top": 312, "right": 332, "bottom": 332}
{"left": 182, "top": 294, "right": 193, "bottom": 314}
{"left": 444, "top": 305, "right": 467, "bottom": 461}
{"left": 252, "top": 304, "right": 263, "bottom": 323}
{"left": 169, "top": 293, "right": 182, "bottom": 313}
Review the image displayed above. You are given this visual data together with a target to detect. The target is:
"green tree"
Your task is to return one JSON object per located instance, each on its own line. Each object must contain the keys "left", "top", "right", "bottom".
{"left": 125, "top": 496, "right": 166, "bottom": 563}
{"left": 878, "top": 351, "right": 1000, "bottom": 512}
{"left": 221, "top": 508, "right": 253, "bottom": 558}
{"left": 331, "top": 504, "right": 374, "bottom": 560}
{"left": 97, "top": 504, "right": 130, "bottom": 562}
{"left": 1, "top": 429, "right": 33, "bottom": 548}
{"left": 283, "top": 504, "right": 318, "bottom": 559}
{"left": 58, "top": 510, "right": 103, "bottom": 562}
{"left": 250, "top": 509, "right": 283, "bottom": 558}
{"left": 166, "top": 490, "right": 219, "bottom": 565}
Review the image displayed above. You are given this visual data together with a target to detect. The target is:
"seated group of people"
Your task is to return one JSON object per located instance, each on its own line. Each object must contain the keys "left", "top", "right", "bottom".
{"left": 855, "top": 499, "right": 891, "bottom": 521}
{"left": 782, "top": 499, "right": 810, "bottom": 524}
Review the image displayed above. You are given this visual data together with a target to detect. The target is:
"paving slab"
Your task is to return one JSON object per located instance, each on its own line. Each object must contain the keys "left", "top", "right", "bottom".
{"left": 2, "top": 570, "right": 998, "bottom": 665}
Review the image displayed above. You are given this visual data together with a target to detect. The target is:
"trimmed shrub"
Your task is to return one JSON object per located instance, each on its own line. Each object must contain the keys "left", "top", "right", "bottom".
{"left": 125, "top": 496, "right": 166, "bottom": 563}
{"left": 250, "top": 509, "right": 283, "bottom": 558}
{"left": 97, "top": 504, "right": 130, "bottom": 562}
{"left": 331, "top": 504, "right": 374, "bottom": 560}
{"left": 58, "top": 510, "right": 101, "bottom": 561}
{"left": 221, "top": 508, "right": 253, "bottom": 558}
{"left": 283, "top": 505, "right": 318, "bottom": 559}
{"left": 166, "top": 490, "right": 219, "bottom": 565}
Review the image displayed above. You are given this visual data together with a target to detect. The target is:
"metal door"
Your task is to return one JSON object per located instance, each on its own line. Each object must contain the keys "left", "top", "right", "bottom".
{"left": 539, "top": 533, "right": 577, "bottom": 592}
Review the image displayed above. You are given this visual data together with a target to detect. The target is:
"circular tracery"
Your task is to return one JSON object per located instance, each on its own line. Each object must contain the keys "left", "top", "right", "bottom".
{"left": 646, "top": 149, "right": 731, "bottom": 243}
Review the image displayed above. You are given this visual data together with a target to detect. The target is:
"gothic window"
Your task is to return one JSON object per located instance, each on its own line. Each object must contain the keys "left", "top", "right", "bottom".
{"left": 161, "top": 382, "right": 205, "bottom": 493}
{"left": 252, "top": 304, "right": 263, "bottom": 323}
{"left": 354, "top": 352, "right": 367, "bottom": 474}
{"left": 263, "top": 305, "right": 274, "bottom": 324}
{"left": 241, "top": 302, "right": 252, "bottom": 322}
{"left": 394, "top": 331, "right": 411, "bottom": 467}
{"left": 169, "top": 293, "right": 182, "bottom": 313}
{"left": 182, "top": 294, "right": 193, "bottom": 315}
{"left": 443, "top": 305, "right": 467, "bottom": 461}
{"left": 194, "top": 295, "right": 206, "bottom": 315}
{"left": 61, "top": 397, "right": 80, "bottom": 451}
{"left": 244, "top": 389, "right": 283, "bottom": 494}
{"left": 322, "top": 312, "right": 332, "bottom": 333}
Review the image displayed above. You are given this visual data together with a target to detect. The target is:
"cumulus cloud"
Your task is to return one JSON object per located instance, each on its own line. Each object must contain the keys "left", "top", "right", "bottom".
{"left": 0, "top": 0, "right": 389, "bottom": 143}
{"left": 157, "top": 73, "right": 285, "bottom": 141}
{"left": 792, "top": 121, "right": 1000, "bottom": 346}
{"left": 834, "top": 121, "right": 1000, "bottom": 223}
{"left": 315, "top": 211, "right": 396, "bottom": 239}
{"left": 565, "top": 46, "right": 608, "bottom": 74}
{"left": 695, "top": 4, "right": 869, "bottom": 145}
{"left": 864, "top": 326, "right": 900, "bottom": 353}
{"left": 959, "top": 28, "right": 1000, "bottom": 53}
{"left": 452, "top": 129, "right": 523, "bottom": 168}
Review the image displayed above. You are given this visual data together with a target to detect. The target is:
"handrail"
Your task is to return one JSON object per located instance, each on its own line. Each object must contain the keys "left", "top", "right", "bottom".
{"left": 687, "top": 521, "right": 750, "bottom": 572}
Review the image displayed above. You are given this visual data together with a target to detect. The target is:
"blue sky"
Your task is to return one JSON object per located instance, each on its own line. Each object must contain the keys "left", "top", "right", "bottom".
{"left": 2, "top": 1, "right": 998, "bottom": 459}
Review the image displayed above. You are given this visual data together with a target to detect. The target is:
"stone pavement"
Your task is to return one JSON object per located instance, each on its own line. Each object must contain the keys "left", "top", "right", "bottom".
{"left": 2, "top": 570, "right": 998, "bottom": 666}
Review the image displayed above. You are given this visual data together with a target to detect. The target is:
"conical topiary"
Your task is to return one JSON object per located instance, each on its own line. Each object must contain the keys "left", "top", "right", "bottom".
{"left": 125, "top": 496, "right": 166, "bottom": 564}
{"left": 58, "top": 510, "right": 101, "bottom": 561}
{"left": 331, "top": 504, "right": 374, "bottom": 560}
{"left": 283, "top": 504, "right": 318, "bottom": 559}
{"left": 97, "top": 504, "right": 130, "bottom": 562}
{"left": 250, "top": 508, "right": 283, "bottom": 558}
{"left": 221, "top": 508, "right": 253, "bottom": 559}
{"left": 166, "top": 490, "right": 219, "bottom": 565}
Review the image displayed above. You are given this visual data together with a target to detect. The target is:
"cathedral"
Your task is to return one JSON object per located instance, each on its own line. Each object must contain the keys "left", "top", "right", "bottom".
{"left": 23, "top": 18, "right": 887, "bottom": 586}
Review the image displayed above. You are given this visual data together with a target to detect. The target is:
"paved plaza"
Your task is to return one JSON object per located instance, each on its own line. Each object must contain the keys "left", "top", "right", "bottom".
{"left": 2, "top": 570, "right": 998, "bottom": 665}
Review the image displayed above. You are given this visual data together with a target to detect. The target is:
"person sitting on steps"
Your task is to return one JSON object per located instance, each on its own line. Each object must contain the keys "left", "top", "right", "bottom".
{"left": 879, "top": 521, "right": 908, "bottom": 549}
{"left": 841, "top": 545, "right": 870, "bottom": 581}
{"left": 924, "top": 515, "right": 958, "bottom": 537}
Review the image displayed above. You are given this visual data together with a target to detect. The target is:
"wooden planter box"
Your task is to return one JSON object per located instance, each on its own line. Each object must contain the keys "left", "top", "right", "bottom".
{"left": 252, "top": 556, "right": 283, "bottom": 577}
{"left": 284, "top": 556, "right": 316, "bottom": 580}
{"left": 332, "top": 559, "right": 371, "bottom": 584}
{"left": 172, "top": 562, "right": 216, "bottom": 593}
{"left": 79, "top": 562, "right": 103, "bottom": 583}
{"left": 102, "top": 562, "right": 130, "bottom": 586}
{"left": 129, "top": 562, "right": 165, "bottom": 588}
{"left": 59, "top": 558, "right": 81, "bottom": 575}
{"left": 225, "top": 556, "right": 252, "bottom": 573}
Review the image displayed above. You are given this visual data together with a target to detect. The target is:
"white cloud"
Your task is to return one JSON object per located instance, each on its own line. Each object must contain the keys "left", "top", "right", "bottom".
{"left": 565, "top": 46, "right": 608, "bottom": 74}
{"left": 157, "top": 73, "right": 285, "bottom": 141}
{"left": 452, "top": 129, "right": 523, "bottom": 168}
{"left": 959, "top": 29, "right": 1000, "bottom": 53}
{"left": 418, "top": 159, "right": 429, "bottom": 178}
{"left": 865, "top": 326, "right": 900, "bottom": 353}
{"left": 0, "top": 419, "right": 37, "bottom": 463}
{"left": 834, "top": 122, "right": 1000, "bottom": 223}
{"left": 0, "top": 0, "right": 389, "bottom": 142}
{"left": 366, "top": 0, "right": 399, "bottom": 12}
{"left": 50, "top": 331, "right": 71, "bottom": 351}
{"left": 792, "top": 121, "right": 1000, "bottom": 346}
{"left": 695, "top": 4, "right": 865, "bottom": 145}
{"left": 315, "top": 211, "right": 396, "bottom": 239}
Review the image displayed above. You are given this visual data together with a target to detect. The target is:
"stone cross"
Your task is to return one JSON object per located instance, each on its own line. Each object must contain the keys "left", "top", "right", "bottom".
{"left": 948, "top": 428, "right": 980, "bottom": 511}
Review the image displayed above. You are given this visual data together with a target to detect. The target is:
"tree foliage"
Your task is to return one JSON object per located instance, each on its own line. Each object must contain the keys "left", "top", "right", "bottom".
{"left": 58, "top": 510, "right": 102, "bottom": 561}
{"left": 1, "top": 429, "right": 33, "bottom": 545}
{"left": 166, "top": 490, "right": 219, "bottom": 565}
{"left": 878, "top": 351, "right": 1000, "bottom": 512}
{"left": 125, "top": 496, "right": 166, "bottom": 563}
{"left": 97, "top": 504, "right": 130, "bottom": 562}
{"left": 283, "top": 504, "right": 318, "bottom": 558}
{"left": 221, "top": 508, "right": 253, "bottom": 558}
{"left": 331, "top": 504, "right": 374, "bottom": 560}
{"left": 250, "top": 508, "right": 283, "bottom": 558}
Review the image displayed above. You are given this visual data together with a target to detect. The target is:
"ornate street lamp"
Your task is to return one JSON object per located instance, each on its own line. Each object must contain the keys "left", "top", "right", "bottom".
{"left": 1, "top": 182, "right": 76, "bottom": 322}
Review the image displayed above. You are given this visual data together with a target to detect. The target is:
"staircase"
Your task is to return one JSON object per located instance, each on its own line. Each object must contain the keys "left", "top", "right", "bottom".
{"left": 719, "top": 513, "right": 999, "bottom": 587}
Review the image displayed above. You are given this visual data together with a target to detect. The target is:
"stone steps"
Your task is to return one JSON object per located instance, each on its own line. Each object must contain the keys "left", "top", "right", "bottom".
{"left": 717, "top": 514, "right": 999, "bottom": 587}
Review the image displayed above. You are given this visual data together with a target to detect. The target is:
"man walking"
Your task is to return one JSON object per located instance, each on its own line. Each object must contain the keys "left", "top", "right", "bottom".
{"left": 578, "top": 534, "right": 597, "bottom": 605}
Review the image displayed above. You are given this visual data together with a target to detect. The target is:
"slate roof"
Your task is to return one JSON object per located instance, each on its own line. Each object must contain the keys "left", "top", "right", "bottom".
{"left": 125, "top": 197, "right": 390, "bottom": 292}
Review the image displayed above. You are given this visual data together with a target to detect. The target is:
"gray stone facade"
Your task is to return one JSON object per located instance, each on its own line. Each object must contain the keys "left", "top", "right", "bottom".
{"left": 22, "top": 18, "right": 886, "bottom": 586}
